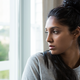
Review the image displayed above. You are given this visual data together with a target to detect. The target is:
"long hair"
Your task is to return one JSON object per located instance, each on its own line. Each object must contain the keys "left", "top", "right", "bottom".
{"left": 43, "top": 0, "right": 80, "bottom": 80}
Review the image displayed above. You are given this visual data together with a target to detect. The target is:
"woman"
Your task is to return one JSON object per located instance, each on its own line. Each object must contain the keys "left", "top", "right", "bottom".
{"left": 22, "top": 0, "right": 80, "bottom": 80}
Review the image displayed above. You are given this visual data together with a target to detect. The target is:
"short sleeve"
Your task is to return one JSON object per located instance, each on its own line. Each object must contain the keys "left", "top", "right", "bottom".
{"left": 21, "top": 54, "right": 40, "bottom": 80}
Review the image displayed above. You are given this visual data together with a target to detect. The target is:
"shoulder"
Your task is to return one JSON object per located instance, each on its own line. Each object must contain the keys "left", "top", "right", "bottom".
{"left": 25, "top": 52, "right": 45, "bottom": 70}
{"left": 27, "top": 52, "right": 44, "bottom": 64}
{"left": 22, "top": 53, "right": 44, "bottom": 80}
{"left": 30, "top": 52, "right": 43, "bottom": 59}
{"left": 26, "top": 52, "right": 53, "bottom": 71}
{"left": 22, "top": 52, "right": 55, "bottom": 80}
{"left": 27, "top": 52, "right": 53, "bottom": 69}
{"left": 23, "top": 52, "right": 44, "bottom": 68}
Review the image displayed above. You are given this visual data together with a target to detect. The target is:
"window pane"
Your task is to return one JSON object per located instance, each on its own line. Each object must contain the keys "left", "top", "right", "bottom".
{"left": 0, "top": 0, "right": 10, "bottom": 23}
{"left": 35, "top": 0, "right": 42, "bottom": 3}
{"left": 36, "top": 3, "right": 42, "bottom": 12}
{"left": 31, "top": 0, "right": 43, "bottom": 55}
{"left": 0, "top": 26, "right": 9, "bottom": 61}
{"left": 0, "top": 70, "right": 9, "bottom": 80}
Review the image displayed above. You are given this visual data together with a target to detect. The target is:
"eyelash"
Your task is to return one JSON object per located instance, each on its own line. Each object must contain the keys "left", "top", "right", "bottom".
{"left": 45, "top": 31, "right": 59, "bottom": 34}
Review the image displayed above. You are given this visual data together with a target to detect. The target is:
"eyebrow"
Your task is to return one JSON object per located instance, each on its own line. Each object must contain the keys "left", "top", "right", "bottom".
{"left": 45, "top": 26, "right": 61, "bottom": 31}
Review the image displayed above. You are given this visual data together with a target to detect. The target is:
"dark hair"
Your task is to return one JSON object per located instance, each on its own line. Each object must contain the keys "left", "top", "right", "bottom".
{"left": 43, "top": 0, "right": 80, "bottom": 80}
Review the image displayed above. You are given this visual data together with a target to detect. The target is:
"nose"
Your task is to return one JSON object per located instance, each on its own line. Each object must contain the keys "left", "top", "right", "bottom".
{"left": 46, "top": 33, "right": 53, "bottom": 43}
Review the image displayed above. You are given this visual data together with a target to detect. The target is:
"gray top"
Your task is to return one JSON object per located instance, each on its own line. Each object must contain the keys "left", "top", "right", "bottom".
{"left": 22, "top": 53, "right": 80, "bottom": 80}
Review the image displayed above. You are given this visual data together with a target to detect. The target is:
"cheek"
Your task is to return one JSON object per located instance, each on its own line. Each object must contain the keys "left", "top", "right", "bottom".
{"left": 55, "top": 35, "right": 73, "bottom": 52}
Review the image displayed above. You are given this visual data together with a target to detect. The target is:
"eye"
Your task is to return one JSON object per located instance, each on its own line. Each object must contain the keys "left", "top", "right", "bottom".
{"left": 52, "top": 30, "right": 60, "bottom": 34}
{"left": 45, "top": 30, "right": 59, "bottom": 34}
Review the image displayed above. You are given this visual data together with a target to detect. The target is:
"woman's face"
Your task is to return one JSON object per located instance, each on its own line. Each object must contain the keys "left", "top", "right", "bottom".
{"left": 45, "top": 16, "right": 74, "bottom": 55}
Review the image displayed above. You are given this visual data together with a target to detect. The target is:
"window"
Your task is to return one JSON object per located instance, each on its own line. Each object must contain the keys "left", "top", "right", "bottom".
{"left": 0, "top": 0, "right": 19, "bottom": 80}
{"left": 31, "top": 0, "right": 43, "bottom": 55}
{"left": 0, "top": 0, "right": 51, "bottom": 80}
{"left": 0, "top": 0, "right": 10, "bottom": 80}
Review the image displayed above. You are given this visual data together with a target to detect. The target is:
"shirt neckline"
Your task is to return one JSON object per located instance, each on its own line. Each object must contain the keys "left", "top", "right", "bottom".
{"left": 73, "top": 65, "right": 80, "bottom": 71}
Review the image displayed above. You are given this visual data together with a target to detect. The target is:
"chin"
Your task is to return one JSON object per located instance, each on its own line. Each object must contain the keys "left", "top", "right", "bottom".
{"left": 50, "top": 50, "right": 60, "bottom": 55}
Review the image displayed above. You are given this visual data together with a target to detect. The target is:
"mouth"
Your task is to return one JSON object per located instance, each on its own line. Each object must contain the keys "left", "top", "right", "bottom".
{"left": 49, "top": 45, "right": 56, "bottom": 50}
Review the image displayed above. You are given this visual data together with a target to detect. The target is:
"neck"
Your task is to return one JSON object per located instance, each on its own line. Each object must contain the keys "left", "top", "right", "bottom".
{"left": 60, "top": 48, "right": 80, "bottom": 69}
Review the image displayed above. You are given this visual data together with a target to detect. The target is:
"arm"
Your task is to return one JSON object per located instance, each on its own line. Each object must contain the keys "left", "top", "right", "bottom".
{"left": 22, "top": 55, "right": 40, "bottom": 80}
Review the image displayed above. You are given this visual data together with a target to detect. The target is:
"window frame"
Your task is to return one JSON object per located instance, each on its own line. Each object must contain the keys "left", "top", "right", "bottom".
{"left": 9, "top": 0, "right": 19, "bottom": 80}
{"left": 18, "top": 0, "right": 31, "bottom": 79}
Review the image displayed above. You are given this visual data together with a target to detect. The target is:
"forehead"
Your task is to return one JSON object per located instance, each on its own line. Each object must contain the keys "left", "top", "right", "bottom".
{"left": 45, "top": 16, "right": 57, "bottom": 27}
{"left": 45, "top": 16, "right": 68, "bottom": 30}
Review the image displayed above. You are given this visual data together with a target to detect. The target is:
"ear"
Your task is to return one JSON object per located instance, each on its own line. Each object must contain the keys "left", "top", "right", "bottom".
{"left": 72, "top": 26, "right": 80, "bottom": 40}
{"left": 76, "top": 26, "right": 80, "bottom": 36}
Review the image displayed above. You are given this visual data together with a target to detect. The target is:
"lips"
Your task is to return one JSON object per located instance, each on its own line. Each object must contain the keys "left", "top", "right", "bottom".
{"left": 49, "top": 45, "right": 55, "bottom": 50}
{"left": 49, "top": 45, "right": 55, "bottom": 47}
